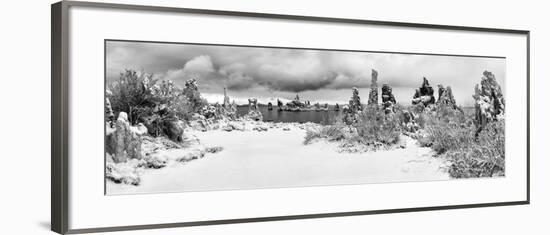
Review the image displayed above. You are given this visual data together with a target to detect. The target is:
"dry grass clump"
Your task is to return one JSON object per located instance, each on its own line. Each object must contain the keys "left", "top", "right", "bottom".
{"left": 418, "top": 120, "right": 472, "bottom": 154}
{"left": 303, "top": 123, "right": 347, "bottom": 145}
{"left": 418, "top": 105, "right": 504, "bottom": 178}
{"left": 105, "top": 158, "right": 143, "bottom": 186}
{"left": 303, "top": 100, "right": 505, "bottom": 178}
{"left": 304, "top": 106, "right": 401, "bottom": 149}
{"left": 354, "top": 106, "right": 401, "bottom": 146}
{"left": 446, "top": 120, "right": 505, "bottom": 178}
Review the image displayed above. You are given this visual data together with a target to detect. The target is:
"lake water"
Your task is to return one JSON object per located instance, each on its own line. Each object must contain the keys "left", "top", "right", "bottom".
{"left": 237, "top": 106, "right": 342, "bottom": 124}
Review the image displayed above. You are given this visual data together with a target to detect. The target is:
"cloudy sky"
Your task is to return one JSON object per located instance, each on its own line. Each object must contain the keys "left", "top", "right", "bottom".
{"left": 106, "top": 41, "right": 506, "bottom": 107}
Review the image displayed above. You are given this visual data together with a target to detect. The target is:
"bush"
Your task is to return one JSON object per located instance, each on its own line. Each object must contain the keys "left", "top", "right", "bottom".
{"left": 446, "top": 120, "right": 505, "bottom": 178}
{"left": 417, "top": 105, "right": 505, "bottom": 178}
{"left": 108, "top": 70, "right": 207, "bottom": 123}
{"left": 415, "top": 112, "right": 428, "bottom": 129}
{"left": 167, "top": 94, "right": 194, "bottom": 121}
{"left": 416, "top": 104, "right": 469, "bottom": 146}
{"left": 108, "top": 70, "right": 211, "bottom": 142}
{"left": 304, "top": 106, "right": 401, "bottom": 148}
{"left": 354, "top": 106, "right": 401, "bottom": 145}
{"left": 426, "top": 123, "right": 473, "bottom": 154}
{"left": 303, "top": 123, "right": 347, "bottom": 145}
{"left": 108, "top": 70, "right": 158, "bottom": 124}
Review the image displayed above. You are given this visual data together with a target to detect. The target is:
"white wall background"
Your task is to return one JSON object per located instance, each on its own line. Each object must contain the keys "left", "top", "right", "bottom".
{"left": 0, "top": 0, "right": 546, "bottom": 234}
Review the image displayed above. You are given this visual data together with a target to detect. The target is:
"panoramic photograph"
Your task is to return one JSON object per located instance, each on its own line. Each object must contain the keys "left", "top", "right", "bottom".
{"left": 104, "top": 40, "right": 506, "bottom": 195}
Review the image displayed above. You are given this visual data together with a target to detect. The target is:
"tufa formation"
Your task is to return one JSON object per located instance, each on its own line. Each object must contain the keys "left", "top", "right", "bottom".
{"left": 437, "top": 84, "right": 460, "bottom": 111}
{"left": 381, "top": 84, "right": 396, "bottom": 114}
{"left": 246, "top": 98, "right": 263, "bottom": 121}
{"left": 412, "top": 77, "right": 436, "bottom": 107}
{"left": 367, "top": 69, "right": 379, "bottom": 106}
{"left": 106, "top": 112, "right": 148, "bottom": 163}
{"left": 473, "top": 71, "right": 505, "bottom": 131}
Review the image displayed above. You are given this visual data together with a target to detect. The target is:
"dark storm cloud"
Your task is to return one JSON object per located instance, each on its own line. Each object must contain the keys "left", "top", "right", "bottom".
{"left": 106, "top": 41, "right": 505, "bottom": 106}
{"left": 106, "top": 41, "right": 377, "bottom": 92}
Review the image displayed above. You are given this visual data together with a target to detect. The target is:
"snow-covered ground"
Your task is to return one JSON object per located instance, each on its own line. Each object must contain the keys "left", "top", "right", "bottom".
{"left": 107, "top": 124, "right": 449, "bottom": 195}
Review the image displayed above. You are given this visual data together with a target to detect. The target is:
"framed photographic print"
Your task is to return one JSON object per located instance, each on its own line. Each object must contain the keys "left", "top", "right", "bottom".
{"left": 51, "top": 1, "right": 530, "bottom": 234}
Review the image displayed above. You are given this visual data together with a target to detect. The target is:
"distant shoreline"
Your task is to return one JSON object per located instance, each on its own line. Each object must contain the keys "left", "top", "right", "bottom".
{"left": 235, "top": 103, "right": 476, "bottom": 109}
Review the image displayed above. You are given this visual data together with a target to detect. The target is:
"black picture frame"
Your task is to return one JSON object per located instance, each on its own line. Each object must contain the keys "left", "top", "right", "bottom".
{"left": 52, "top": 1, "right": 530, "bottom": 234}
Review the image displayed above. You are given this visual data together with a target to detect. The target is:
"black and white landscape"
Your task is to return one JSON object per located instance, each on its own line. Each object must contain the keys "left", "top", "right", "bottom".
{"left": 105, "top": 41, "right": 506, "bottom": 195}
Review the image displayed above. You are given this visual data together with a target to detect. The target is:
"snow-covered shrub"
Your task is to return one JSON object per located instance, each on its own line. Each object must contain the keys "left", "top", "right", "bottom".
{"left": 143, "top": 154, "right": 168, "bottom": 169}
{"left": 108, "top": 70, "right": 211, "bottom": 141}
{"left": 303, "top": 124, "right": 347, "bottom": 144}
{"left": 108, "top": 70, "right": 158, "bottom": 125}
{"left": 304, "top": 106, "right": 401, "bottom": 149}
{"left": 354, "top": 106, "right": 401, "bottom": 146}
{"left": 446, "top": 120, "right": 505, "bottom": 178}
{"left": 205, "top": 146, "right": 224, "bottom": 153}
{"left": 418, "top": 105, "right": 504, "bottom": 178}
{"left": 105, "top": 158, "right": 143, "bottom": 186}
{"left": 177, "top": 148, "right": 206, "bottom": 162}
